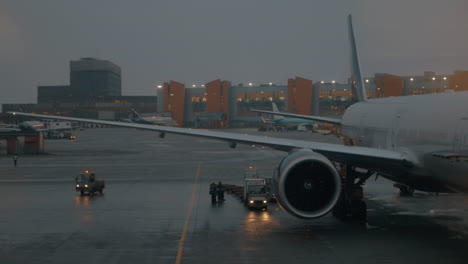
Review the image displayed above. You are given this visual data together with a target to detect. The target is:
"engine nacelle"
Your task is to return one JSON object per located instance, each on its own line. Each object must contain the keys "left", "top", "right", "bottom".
{"left": 273, "top": 149, "right": 342, "bottom": 219}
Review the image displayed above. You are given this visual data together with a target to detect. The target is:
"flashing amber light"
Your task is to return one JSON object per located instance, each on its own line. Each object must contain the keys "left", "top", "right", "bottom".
{"left": 248, "top": 165, "right": 255, "bottom": 170}
{"left": 85, "top": 170, "right": 89, "bottom": 174}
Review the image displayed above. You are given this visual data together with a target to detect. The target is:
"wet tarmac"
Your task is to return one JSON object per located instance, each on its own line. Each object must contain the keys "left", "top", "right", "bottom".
{"left": 0, "top": 127, "right": 468, "bottom": 264}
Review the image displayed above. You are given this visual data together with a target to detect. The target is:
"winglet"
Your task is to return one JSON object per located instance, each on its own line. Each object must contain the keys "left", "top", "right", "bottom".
{"left": 348, "top": 14, "right": 368, "bottom": 102}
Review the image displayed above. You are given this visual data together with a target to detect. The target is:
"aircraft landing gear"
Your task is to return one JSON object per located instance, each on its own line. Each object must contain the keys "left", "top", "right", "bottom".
{"left": 332, "top": 187, "right": 367, "bottom": 224}
{"left": 394, "top": 183, "right": 415, "bottom": 196}
{"left": 332, "top": 165, "right": 373, "bottom": 225}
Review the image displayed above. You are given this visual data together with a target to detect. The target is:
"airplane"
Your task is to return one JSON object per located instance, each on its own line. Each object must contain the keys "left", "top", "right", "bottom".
{"left": 9, "top": 15, "right": 468, "bottom": 223}
{"left": 128, "top": 105, "right": 177, "bottom": 126}
{"left": 255, "top": 102, "right": 319, "bottom": 132}
{"left": 0, "top": 124, "right": 22, "bottom": 132}
{"left": 17, "top": 121, "right": 47, "bottom": 132}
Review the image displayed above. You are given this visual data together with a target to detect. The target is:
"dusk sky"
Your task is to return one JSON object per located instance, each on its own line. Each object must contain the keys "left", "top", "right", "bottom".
{"left": 1, "top": 0, "right": 467, "bottom": 104}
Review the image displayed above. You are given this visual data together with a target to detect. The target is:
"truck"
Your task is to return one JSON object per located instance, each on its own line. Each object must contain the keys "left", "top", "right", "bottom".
{"left": 42, "top": 120, "right": 73, "bottom": 139}
{"left": 243, "top": 167, "right": 268, "bottom": 210}
{"left": 75, "top": 170, "right": 105, "bottom": 195}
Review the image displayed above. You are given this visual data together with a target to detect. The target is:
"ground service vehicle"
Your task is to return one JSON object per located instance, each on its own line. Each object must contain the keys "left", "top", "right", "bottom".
{"left": 75, "top": 170, "right": 105, "bottom": 195}
{"left": 244, "top": 168, "right": 268, "bottom": 210}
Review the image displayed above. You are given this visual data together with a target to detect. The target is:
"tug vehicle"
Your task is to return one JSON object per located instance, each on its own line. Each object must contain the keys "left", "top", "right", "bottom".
{"left": 75, "top": 170, "right": 105, "bottom": 195}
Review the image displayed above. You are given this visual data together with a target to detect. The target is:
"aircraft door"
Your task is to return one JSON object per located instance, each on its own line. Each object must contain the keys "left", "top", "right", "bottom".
{"left": 453, "top": 117, "right": 468, "bottom": 154}
{"left": 357, "top": 113, "right": 367, "bottom": 146}
{"left": 391, "top": 107, "right": 407, "bottom": 149}
{"left": 391, "top": 115, "right": 400, "bottom": 149}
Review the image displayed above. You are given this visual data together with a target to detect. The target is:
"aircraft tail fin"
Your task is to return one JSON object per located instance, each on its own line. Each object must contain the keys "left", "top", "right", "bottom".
{"left": 129, "top": 105, "right": 142, "bottom": 120}
{"left": 271, "top": 102, "right": 284, "bottom": 120}
{"left": 348, "top": 14, "right": 368, "bottom": 102}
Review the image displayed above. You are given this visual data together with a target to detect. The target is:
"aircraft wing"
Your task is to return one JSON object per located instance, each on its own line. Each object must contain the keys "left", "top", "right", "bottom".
{"left": 8, "top": 112, "right": 413, "bottom": 173}
{"left": 251, "top": 109, "right": 342, "bottom": 125}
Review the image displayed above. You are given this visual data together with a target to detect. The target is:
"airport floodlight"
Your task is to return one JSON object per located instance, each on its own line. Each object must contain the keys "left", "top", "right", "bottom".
{"left": 320, "top": 81, "right": 324, "bottom": 84}
{"left": 192, "top": 84, "right": 196, "bottom": 87}
{"left": 443, "top": 77, "right": 447, "bottom": 80}
{"left": 365, "top": 79, "right": 369, "bottom": 83}
{"left": 344, "top": 89, "right": 347, "bottom": 91}
{"left": 410, "top": 78, "right": 414, "bottom": 81}
{"left": 157, "top": 85, "right": 162, "bottom": 88}
{"left": 432, "top": 77, "right": 436, "bottom": 81}
{"left": 249, "top": 82, "right": 253, "bottom": 86}
{"left": 332, "top": 80, "right": 336, "bottom": 84}
{"left": 261, "top": 91, "right": 264, "bottom": 93}
{"left": 201, "top": 84, "right": 205, "bottom": 87}
{"left": 269, "top": 82, "right": 273, "bottom": 86}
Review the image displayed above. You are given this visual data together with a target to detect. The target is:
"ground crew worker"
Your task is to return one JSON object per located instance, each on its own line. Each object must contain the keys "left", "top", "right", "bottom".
{"left": 209, "top": 182, "right": 217, "bottom": 204}
{"left": 12, "top": 154, "right": 18, "bottom": 167}
{"left": 217, "top": 181, "right": 225, "bottom": 202}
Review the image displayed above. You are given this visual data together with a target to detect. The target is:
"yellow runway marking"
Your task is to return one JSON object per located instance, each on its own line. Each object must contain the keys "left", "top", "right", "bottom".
{"left": 175, "top": 163, "right": 201, "bottom": 264}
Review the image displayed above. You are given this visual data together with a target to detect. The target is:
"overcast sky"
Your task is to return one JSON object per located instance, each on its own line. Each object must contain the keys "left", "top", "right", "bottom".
{"left": 1, "top": 0, "right": 467, "bottom": 104}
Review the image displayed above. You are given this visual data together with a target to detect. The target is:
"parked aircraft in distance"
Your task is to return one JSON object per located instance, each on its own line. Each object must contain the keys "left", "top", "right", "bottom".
{"left": 254, "top": 102, "right": 319, "bottom": 132}
{"left": 128, "top": 105, "right": 177, "bottom": 126}
{"left": 17, "top": 121, "right": 47, "bottom": 132}
{"left": 9, "top": 15, "right": 468, "bottom": 223}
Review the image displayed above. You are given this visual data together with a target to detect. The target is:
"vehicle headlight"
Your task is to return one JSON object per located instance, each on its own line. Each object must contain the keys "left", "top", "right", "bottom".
{"left": 76, "top": 184, "right": 79, "bottom": 187}
{"left": 263, "top": 200, "right": 267, "bottom": 204}
{"left": 249, "top": 200, "right": 254, "bottom": 204}
{"left": 84, "top": 184, "right": 88, "bottom": 188}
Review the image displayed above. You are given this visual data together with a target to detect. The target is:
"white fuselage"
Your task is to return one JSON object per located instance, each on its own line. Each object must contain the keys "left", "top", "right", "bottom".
{"left": 340, "top": 91, "right": 468, "bottom": 192}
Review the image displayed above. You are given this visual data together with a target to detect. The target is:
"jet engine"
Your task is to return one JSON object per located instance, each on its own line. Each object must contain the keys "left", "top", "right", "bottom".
{"left": 273, "top": 149, "right": 342, "bottom": 219}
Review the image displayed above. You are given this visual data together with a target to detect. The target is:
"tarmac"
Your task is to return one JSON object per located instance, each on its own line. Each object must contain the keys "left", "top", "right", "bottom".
{"left": 0, "top": 127, "right": 468, "bottom": 264}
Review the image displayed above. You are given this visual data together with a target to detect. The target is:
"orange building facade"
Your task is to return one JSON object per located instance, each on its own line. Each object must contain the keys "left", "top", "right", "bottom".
{"left": 205, "top": 79, "right": 230, "bottom": 127}
{"left": 287, "top": 77, "right": 313, "bottom": 115}
{"left": 374, "top": 74, "right": 405, "bottom": 98}
{"left": 449, "top": 71, "right": 468, "bottom": 92}
{"left": 163, "top": 81, "right": 185, "bottom": 127}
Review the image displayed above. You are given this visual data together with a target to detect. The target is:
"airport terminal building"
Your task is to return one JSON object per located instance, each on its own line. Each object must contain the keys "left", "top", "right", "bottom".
{"left": 157, "top": 70, "right": 468, "bottom": 128}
